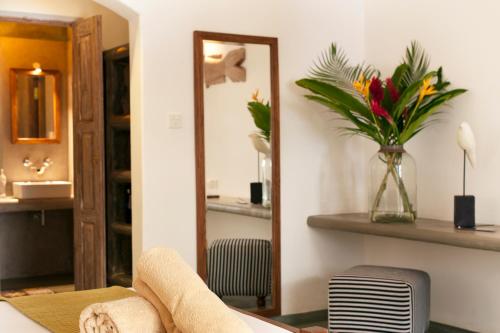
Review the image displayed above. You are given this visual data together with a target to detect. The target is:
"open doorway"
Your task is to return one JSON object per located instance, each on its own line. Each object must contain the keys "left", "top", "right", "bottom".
{"left": 0, "top": 1, "right": 133, "bottom": 296}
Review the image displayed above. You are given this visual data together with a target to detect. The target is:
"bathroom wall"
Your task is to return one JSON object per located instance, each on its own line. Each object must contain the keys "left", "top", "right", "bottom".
{"left": 0, "top": 29, "right": 70, "bottom": 187}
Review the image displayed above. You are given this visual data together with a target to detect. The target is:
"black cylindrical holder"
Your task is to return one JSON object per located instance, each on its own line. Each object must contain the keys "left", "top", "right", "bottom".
{"left": 250, "top": 182, "right": 263, "bottom": 204}
{"left": 454, "top": 195, "right": 475, "bottom": 229}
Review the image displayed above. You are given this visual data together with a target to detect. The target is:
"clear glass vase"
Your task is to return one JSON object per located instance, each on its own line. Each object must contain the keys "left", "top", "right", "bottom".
{"left": 261, "top": 155, "right": 272, "bottom": 208}
{"left": 369, "top": 145, "right": 417, "bottom": 223}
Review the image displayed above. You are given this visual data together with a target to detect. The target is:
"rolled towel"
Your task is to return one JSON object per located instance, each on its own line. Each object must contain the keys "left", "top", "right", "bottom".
{"left": 79, "top": 296, "right": 166, "bottom": 333}
{"left": 134, "top": 247, "right": 253, "bottom": 333}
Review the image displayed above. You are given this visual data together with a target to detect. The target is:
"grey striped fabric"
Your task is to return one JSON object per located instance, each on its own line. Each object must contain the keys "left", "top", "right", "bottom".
{"left": 329, "top": 266, "right": 430, "bottom": 333}
{"left": 207, "top": 238, "right": 272, "bottom": 297}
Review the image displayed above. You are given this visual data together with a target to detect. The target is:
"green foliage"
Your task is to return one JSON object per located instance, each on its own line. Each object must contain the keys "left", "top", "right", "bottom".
{"left": 247, "top": 100, "right": 271, "bottom": 142}
{"left": 399, "top": 41, "right": 430, "bottom": 89}
{"left": 295, "top": 41, "right": 467, "bottom": 145}
{"left": 309, "top": 43, "right": 379, "bottom": 97}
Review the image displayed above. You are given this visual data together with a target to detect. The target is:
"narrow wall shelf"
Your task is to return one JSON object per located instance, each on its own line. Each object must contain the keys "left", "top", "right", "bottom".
{"left": 110, "top": 222, "right": 131, "bottom": 236}
{"left": 308, "top": 213, "right": 500, "bottom": 253}
{"left": 111, "top": 170, "right": 131, "bottom": 183}
{"left": 110, "top": 115, "right": 131, "bottom": 129}
{"left": 207, "top": 196, "right": 271, "bottom": 219}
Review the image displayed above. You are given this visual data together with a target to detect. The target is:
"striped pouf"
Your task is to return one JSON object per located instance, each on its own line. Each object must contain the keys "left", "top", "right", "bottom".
{"left": 329, "top": 266, "right": 430, "bottom": 333}
{"left": 207, "top": 238, "right": 272, "bottom": 305}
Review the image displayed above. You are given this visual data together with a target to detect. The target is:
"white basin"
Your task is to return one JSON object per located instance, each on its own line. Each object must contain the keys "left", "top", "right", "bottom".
{"left": 13, "top": 181, "right": 72, "bottom": 199}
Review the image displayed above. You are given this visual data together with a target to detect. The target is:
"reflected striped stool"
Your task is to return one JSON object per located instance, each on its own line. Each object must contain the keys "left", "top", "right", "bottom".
{"left": 207, "top": 239, "right": 272, "bottom": 307}
{"left": 329, "top": 266, "right": 430, "bottom": 333}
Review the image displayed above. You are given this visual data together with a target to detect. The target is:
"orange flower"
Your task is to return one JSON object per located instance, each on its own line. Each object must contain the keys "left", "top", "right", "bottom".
{"left": 252, "top": 89, "right": 263, "bottom": 103}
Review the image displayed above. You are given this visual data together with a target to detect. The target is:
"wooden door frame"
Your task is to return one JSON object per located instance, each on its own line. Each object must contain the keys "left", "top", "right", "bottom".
{"left": 72, "top": 16, "right": 107, "bottom": 290}
{"left": 193, "top": 30, "right": 281, "bottom": 317}
{"left": 0, "top": 16, "right": 72, "bottom": 27}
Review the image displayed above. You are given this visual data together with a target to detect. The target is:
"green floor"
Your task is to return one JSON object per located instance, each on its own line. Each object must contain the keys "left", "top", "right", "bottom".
{"left": 271, "top": 310, "right": 476, "bottom": 332}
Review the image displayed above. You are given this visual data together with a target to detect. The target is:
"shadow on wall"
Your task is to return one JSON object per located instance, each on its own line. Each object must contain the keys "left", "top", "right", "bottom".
{"left": 284, "top": 228, "right": 364, "bottom": 313}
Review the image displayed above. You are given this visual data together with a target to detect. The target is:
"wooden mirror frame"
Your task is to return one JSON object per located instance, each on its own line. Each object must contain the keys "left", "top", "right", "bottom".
{"left": 10, "top": 68, "right": 61, "bottom": 144}
{"left": 193, "top": 31, "right": 281, "bottom": 316}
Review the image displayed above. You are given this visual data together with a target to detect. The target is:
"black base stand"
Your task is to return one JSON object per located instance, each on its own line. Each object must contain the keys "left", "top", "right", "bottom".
{"left": 454, "top": 195, "right": 475, "bottom": 229}
{"left": 250, "top": 182, "right": 263, "bottom": 204}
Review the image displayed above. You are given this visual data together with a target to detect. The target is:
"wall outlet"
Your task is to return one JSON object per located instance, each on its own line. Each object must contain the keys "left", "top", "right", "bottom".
{"left": 168, "top": 113, "right": 183, "bottom": 129}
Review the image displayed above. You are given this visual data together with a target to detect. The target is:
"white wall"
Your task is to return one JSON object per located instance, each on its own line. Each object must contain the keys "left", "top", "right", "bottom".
{"left": 364, "top": 1, "right": 500, "bottom": 331}
{"left": 114, "top": 0, "right": 367, "bottom": 315}
{"left": 205, "top": 43, "right": 270, "bottom": 198}
{"left": 206, "top": 211, "right": 271, "bottom": 245}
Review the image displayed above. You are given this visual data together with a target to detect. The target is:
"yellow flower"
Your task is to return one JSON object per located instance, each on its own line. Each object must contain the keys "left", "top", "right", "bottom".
{"left": 363, "top": 79, "right": 372, "bottom": 98}
{"left": 252, "top": 89, "right": 263, "bottom": 103}
{"left": 353, "top": 75, "right": 371, "bottom": 98}
{"left": 418, "top": 78, "right": 436, "bottom": 103}
{"left": 353, "top": 77, "right": 364, "bottom": 94}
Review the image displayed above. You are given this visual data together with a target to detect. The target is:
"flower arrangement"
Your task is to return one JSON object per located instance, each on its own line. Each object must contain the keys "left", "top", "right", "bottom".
{"left": 295, "top": 42, "right": 466, "bottom": 222}
{"left": 296, "top": 41, "right": 466, "bottom": 145}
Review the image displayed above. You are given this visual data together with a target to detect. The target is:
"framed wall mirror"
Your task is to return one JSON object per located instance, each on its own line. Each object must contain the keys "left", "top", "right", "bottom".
{"left": 194, "top": 31, "right": 280, "bottom": 316}
{"left": 10, "top": 68, "right": 61, "bottom": 144}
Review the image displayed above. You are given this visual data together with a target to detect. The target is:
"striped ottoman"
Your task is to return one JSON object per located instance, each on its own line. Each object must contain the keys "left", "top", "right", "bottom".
{"left": 207, "top": 238, "right": 272, "bottom": 307}
{"left": 329, "top": 266, "right": 430, "bottom": 333}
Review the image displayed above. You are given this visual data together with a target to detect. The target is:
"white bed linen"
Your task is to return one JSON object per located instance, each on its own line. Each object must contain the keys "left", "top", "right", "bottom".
{"left": 0, "top": 301, "right": 291, "bottom": 333}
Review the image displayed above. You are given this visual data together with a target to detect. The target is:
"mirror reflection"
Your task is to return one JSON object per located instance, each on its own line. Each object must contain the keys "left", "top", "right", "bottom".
{"left": 202, "top": 39, "right": 274, "bottom": 311}
{"left": 10, "top": 68, "right": 60, "bottom": 143}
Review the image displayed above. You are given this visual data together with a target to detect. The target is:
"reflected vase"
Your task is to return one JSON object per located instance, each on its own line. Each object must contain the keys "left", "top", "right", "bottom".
{"left": 261, "top": 155, "right": 272, "bottom": 208}
{"left": 369, "top": 145, "right": 417, "bottom": 223}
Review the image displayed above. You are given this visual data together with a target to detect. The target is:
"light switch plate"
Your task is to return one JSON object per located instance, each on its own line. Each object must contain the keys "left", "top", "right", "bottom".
{"left": 168, "top": 113, "right": 183, "bottom": 129}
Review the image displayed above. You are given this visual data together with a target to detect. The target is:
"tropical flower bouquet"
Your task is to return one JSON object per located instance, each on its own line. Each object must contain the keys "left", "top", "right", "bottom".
{"left": 296, "top": 42, "right": 466, "bottom": 223}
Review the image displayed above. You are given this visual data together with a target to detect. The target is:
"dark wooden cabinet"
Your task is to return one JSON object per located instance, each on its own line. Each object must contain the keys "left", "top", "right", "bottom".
{"left": 104, "top": 44, "right": 132, "bottom": 287}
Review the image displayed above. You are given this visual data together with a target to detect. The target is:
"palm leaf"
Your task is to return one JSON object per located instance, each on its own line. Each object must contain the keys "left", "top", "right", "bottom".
{"left": 309, "top": 43, "right": 378, "bottom": 97}
{"left": 393, "top": 71, "right": 437, "bottom": 119}
{"left": 305, "top": 95, "right": 381, "bottom": 142}
{"left": 296, "top": 78, "right": 373, "bottom": 120}
{"left": 400, "top": 88, "right": 467, "bottom": 142}
{"left": 400, "top": 41, "right": 430, "bottom": 89}
{"left": 391, "top": 63, "right": 410, "bottom": 88}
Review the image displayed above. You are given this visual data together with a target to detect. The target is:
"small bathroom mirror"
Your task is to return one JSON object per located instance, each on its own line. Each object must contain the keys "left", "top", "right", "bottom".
{"left": 10, "top": 68, "right": 61, "bottom": 144}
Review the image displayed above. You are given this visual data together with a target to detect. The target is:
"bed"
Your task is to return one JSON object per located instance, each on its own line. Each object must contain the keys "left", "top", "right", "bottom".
{"left": 0, "top": 300, "right": 304, "bottom": 333}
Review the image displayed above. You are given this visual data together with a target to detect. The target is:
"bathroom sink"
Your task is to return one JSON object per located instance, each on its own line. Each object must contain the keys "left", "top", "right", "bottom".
{"left": 13, "top": 181, "right": 72, "bottom": 199}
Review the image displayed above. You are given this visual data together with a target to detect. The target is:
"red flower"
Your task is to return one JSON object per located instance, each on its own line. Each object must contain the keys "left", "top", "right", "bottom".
{"left": 369, "top": 76, "right": 384, "bottom": 102}
{"left": 371, "top": 100, "right": 393, "bottom": 124}
{"left": 386, "top": 78, "right": 399, "bottom": 102}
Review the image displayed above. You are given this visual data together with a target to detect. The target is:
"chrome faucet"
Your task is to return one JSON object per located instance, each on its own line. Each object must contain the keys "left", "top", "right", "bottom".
{"left": 23, "top": 157, "right": 53, "bottom": 175}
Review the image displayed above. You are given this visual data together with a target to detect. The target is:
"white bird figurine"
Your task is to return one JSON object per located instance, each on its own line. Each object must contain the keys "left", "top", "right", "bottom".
{"left": 249, "top": 133, "right": 271, "bottom": 157}
{"left": 457, "top": 122, "right": 476, "bottom": 168}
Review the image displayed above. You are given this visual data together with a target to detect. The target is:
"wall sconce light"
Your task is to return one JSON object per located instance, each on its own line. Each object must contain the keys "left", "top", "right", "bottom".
{"left": 203, "top": 42, "right": 223, "bottom": 62}
{"left": 32, "top": 62, "right": 42, "bottom": 75}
